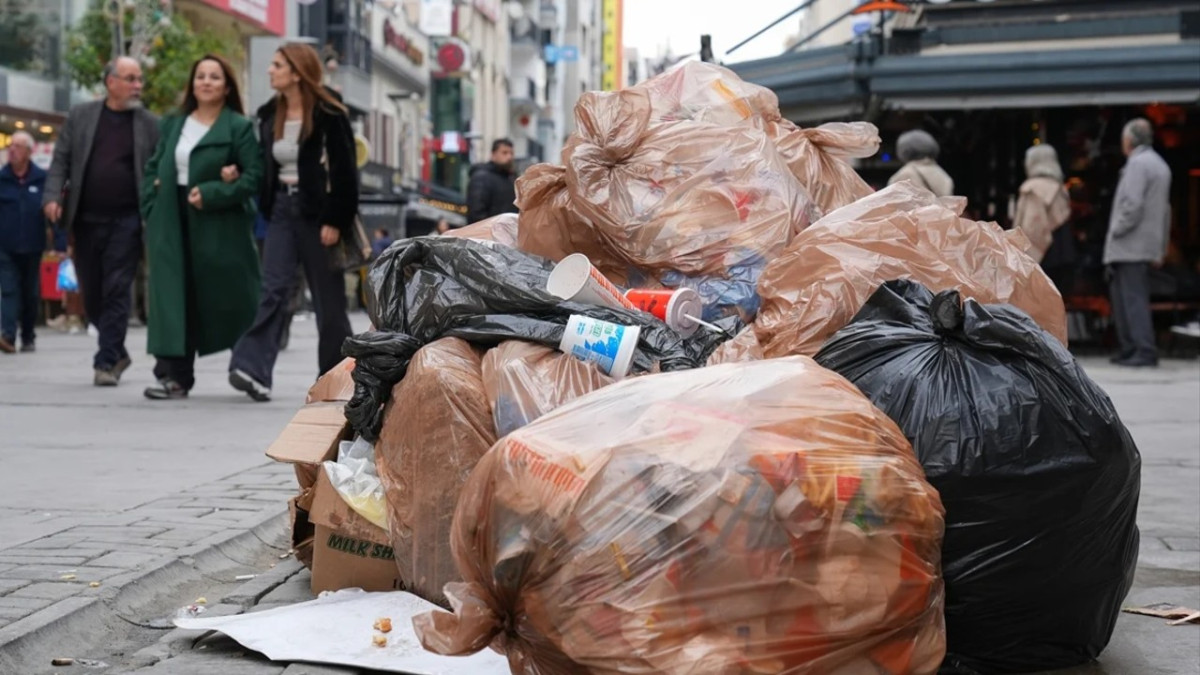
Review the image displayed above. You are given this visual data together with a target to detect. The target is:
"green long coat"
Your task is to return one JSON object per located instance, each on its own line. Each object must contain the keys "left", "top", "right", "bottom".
{"left": 140, "top": 107, "right": 263, "bottom": 358}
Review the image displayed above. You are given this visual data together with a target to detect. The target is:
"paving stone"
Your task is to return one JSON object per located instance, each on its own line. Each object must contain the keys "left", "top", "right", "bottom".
{"left": 7, "top": 582, "right": 83, "bottom": 602}
{"left": 0, "top": 595, "right": 54, "bottom": 611}
{"left": 1, "top": 565, "right": 125, "bottom": 582}
{"left": 0, "top": 554, "right": 94, "bottom": 566}
{"left": 0, "top": 579, "right": 30, "bottom": 594}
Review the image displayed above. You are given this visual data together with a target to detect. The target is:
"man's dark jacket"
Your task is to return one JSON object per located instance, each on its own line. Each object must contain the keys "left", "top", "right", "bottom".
{"left": 466, "top": 161, "right": 517, "bottom": 224}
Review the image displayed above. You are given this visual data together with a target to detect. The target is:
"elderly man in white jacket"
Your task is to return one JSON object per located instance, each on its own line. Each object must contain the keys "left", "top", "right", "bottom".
{"left": 1104, "top": 118, "right": 1172, "bottom": 367}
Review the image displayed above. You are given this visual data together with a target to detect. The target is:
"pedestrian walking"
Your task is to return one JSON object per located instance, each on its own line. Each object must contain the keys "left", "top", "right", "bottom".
{"left": 1012, "top": 144, "right": 1072, "bottom": 263}
{"left": 139, "top": 54, "right": 263, "bottom": 400}
{"left": 888, "top": 129, "right": 954, "bottom": 197}
{"left": 0, "top": 131, "right": 48, "bottom": 354}
{"left": 1104, "top": 118, "right": 1172, "bottom": 367}
{"left": 466, "top": 139, "right": 517, "bottom": 224}
{"left": 42, "top": 56, "right": 160, "bottom": 386}
{"left": 227, "top": 43, "right": 358, "bottom": 402}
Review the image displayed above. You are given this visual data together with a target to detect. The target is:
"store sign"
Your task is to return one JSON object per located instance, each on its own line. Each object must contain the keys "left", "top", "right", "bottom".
{"left": 434, "top": 39, "right": 471, "bottom": 73}
{"left": 419, "top": 0, "right": 453, "bottom": 37}
{"left": 198, "top": 0, "right": 285, "bottom": 36}
{"left": 418, "top": 197, "right": 468, "bottom": 215}
{"left": 601, "top": 0, "right": 622, "bottom": 91}
{"left": 384, "top": 20, "right": 425, "bottom": 67}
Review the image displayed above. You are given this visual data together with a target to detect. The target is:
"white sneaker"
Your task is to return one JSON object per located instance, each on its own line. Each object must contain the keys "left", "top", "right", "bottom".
{"left": 87, "top": 324, "right": 99, "bottom": 337}
{"left": 229, "top": 369, "right": 271, "bottom": 402}
{"left": 1169, "top": 321, "right": 1200, "bottom": 339}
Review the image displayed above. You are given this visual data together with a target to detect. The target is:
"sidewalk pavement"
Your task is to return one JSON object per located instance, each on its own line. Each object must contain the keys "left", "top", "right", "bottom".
{"left": 0, "top": 313, "right": 368, "bottom": 672}
{"left": 2, "top": 333, "right": 1197, "bottom": 673}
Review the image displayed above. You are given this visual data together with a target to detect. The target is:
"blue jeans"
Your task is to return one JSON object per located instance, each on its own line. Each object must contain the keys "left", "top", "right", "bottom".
{"left": 0, "top": 249, "right": 40, "bottom": 345}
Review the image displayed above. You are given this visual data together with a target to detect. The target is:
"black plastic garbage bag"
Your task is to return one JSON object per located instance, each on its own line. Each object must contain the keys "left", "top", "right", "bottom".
{"left": 815, "top": 279, "right": 1141, "bottom": 674}
{"left": 344, "top": 236, "right": 725, "bottom": 441}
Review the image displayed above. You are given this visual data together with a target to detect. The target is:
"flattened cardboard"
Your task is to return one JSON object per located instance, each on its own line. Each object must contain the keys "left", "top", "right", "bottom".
{"left": 306, "top": 357, "right": 358, "bottom": 404}
{"left": 308, "top": 467, "right": 406, "bottom": 594}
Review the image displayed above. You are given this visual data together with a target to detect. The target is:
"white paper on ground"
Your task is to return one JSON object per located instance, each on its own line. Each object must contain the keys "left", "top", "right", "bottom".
{"left": 174, "top": 588, "right": 509, "bottom": 674}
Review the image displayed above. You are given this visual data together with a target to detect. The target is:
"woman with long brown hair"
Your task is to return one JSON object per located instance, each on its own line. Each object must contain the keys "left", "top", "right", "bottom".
{"left": 227, "top": 43, "right": 358, "bottom": 401}
{"left": 140, "top": 54, "right": 263, "bottom": 399}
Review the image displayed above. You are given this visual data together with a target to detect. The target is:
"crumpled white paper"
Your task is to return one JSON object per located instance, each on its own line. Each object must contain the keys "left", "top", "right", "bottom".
{"left": 175, "top": 589, "right": 508, "bottom": 674}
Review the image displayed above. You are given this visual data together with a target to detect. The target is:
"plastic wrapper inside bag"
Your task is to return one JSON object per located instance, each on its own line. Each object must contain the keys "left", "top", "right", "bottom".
{"left": 414, "top": 358, "right": 947, "bottom": 675}
{"left": 482, "top": 341, "right": 615, "bottom": 437}
{"left": 633, "top": 61, "right": 878, "bottom": 214}
{"left": 323, "top": 437, "right": 388, "bottom": 530}
{"left": 755, "top": 182, "right": 1068, "bottom": 358}
{"left": 564, "top": 87, "right": 819, "bottom": 278}
{"left": 375, "top": 338, "right": 497, "bottom": 606}
{"left": 444, "top": 213, "right": 519, "bottom": 247}
{"left": 815, "top": 280, "right": 1140, "bottom": 674}
{"left": 344, "top": 237, "right": 703, "bottom": 441}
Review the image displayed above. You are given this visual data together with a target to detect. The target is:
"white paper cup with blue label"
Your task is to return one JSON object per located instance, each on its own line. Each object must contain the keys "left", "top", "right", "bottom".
{"left": 559, "top": 315, "right": 641, "bottom": 379}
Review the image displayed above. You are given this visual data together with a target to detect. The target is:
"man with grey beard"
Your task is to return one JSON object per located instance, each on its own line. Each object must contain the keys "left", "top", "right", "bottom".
{"left": 43, "top": 56, "right": 159, "bottom": 386}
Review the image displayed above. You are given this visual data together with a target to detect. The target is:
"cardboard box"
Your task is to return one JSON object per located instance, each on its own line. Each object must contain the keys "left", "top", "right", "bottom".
{"left": 308, "top": 467, "right": 407, "bottom": 594}
{"left": 265, "top": 402, "right": 353, "bottom": 566}
{"left": 306, "top": 357, "right": 357, "bottom": 404}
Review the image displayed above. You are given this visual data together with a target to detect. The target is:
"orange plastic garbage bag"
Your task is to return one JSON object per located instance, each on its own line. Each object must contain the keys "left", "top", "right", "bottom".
{"left": 482, "top": 341, "right": 615, "bottom": 437}
{"left": 415, "top": 357, "right": 946, "bottom": 674}
{"left": 375, "top": 338, "right": 497, "bottom": 605}
{"left": 755, "top": 182, "right": 1067, "bottom": 358}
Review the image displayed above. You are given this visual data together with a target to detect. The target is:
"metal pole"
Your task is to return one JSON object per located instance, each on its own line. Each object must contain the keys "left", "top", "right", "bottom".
{"left": 111, "top": 0, "right": 125, "bottom": 56}
{"left": 725, "top": 0, "right": 819, "bottom": 57}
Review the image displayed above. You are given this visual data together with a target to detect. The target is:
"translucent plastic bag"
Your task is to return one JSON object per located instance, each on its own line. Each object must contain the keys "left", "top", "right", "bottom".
{"left": 705, "top": 325, "right": 763, "bottom": 366}
{"left": 444, "top": 213, "right": 519, "bottom": 247}
{"left": 755, "top": 182, "right": 1067, "bottom": 358}
{"left": 415, "top": 357, "right": 947, "bottom": 674}
{"left": 322, "top": 437, "right": 387, "bottom": 531}
{"left": 564, "top": 88, "right": 818, "bottom": 278}
{"left": 482, "top": 341, "right": 615, "bottom": 437}
{"left": 634, "top": 61, "right": 878, "bottom": 213}
{"left": 375, "top": 338, "right": 496, "bottom": 606}
{"left": 57, "top": 258, "right": 78, "bottom": 292}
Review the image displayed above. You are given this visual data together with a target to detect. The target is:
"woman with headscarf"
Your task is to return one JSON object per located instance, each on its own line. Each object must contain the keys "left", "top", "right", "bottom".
{"left": 1012, "top": 144, "right": 1072, "bottom": 265}
{"left": 888, "top": 129, "right": 954, "bottom": 197}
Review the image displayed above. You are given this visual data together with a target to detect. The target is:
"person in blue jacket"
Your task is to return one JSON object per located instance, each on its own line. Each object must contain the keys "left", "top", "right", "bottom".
{"left": 0, "top": 131, "right": 48, "bottom": 353}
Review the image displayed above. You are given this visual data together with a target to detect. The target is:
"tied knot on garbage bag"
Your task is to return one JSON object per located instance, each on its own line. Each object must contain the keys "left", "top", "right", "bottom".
{"left": 343, "top": 236, "right": 721, "bottom": 441}
{"left": 413, "top": 358, "right": 949, "bottom": 674}
{"left": 816, "top": 279, "right": 1141, "bottom": 673}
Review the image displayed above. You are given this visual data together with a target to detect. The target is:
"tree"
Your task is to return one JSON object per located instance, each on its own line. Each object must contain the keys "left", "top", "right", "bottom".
{"left": 65, "top": 0, "right": 233, "bottom": 114}
{"left": 0, "top": 0, "right": 52, "bottom": 73}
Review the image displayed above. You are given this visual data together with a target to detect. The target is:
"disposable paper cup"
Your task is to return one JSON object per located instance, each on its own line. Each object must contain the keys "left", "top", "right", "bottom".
{"left": 559, "top": 314, "right": 640, "bottom": 379}
{"left": 625, "top": 288, "right": 703, "bottom": 337}
{"left": 547, "top": 253, "right": 637, "bottom": 310}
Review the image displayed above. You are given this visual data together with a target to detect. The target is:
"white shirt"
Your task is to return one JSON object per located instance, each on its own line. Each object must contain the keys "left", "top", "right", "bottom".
{"left": 274, "top": 120, "right": 303, "bottom": 185}
{"left": 175, "top": 116, "right": 212, "bottom": 186}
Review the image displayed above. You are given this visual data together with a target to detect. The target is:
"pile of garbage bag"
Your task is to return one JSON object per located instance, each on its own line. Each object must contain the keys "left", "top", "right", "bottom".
{"left": 413, "top": 358, "right": 947, "bottom": 674}
{"left": 249, "top": 59, "right": 1144, "bottom": 675}
{"left": 815, "top": 280, "right": 1140, "bottom": 673}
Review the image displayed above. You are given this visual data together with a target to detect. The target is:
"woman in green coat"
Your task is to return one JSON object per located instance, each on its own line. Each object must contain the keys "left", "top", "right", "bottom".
{"left": 140, "top": 54, "right": 263, "bottom": 399}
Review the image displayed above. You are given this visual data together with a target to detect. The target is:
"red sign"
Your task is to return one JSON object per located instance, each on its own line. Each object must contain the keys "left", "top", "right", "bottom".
{"left": 198, "top": 0, "right": 285, "bottom": 36}
{"left": 383, "top": 19, "right": 425, "bottom": 67}
{"left": 436, "top": 41, "right": 466, "bottom": 73}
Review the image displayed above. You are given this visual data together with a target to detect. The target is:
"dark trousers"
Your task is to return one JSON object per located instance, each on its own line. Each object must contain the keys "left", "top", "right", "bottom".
{"left": 153, "top": 188, "right": 198, "bottom": 390}
{"left": 230, "top": 192, "right": 351, "bottom": 388}
{"left": 0, "top": 249, "right": 40, "bottom": 344}
{"left": 74, "top": 213, "right": 141, "bottom": 370}
{"left": 1109, "top": 262, "right": 1157, "bottom": 361}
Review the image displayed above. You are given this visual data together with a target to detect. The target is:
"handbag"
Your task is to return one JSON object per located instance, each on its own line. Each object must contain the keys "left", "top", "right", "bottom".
{"left": 329, "top": 214, "right": 372, "bottom": 272}
{"left": 321, "top": 140, "right": 372, "bottom": 272}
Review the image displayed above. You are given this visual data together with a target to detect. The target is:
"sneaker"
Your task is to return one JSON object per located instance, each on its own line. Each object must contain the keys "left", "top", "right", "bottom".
{"left": 0, "top": 336, "right": 14, "bottom": 354}
{"left": 112, "top": 357, "right": 132, "bottom": 381}
{"left": 46, "top": 315, "right": 68, "bottom": 331}
{"left": 94, "top": 369, "right": 119, "bottom": 386}
{"left": 229, "top": 369, "right": 271, "bottom": 402}
{"left": 1170, "top": 322, "right": 1200, "bottom": 339}
{"left": 67, "top": 316, "right": 84, "bottom": 334}
{"left": 1114, "top": 356, "right": 1159, "bottom": 368}
{"left": 20, "top": 342, "right": 35, "bottom": 353}
{"left": 144, "top": 379, "right": 189, "bottom": 400}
